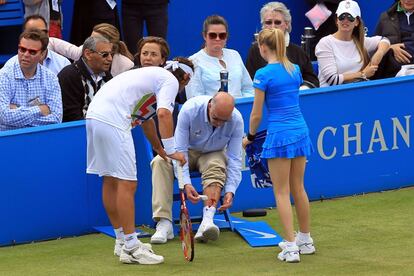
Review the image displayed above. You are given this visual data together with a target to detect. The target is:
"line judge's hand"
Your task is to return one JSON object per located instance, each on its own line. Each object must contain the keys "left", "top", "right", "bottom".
{"left": 184, "top": 184, "right": 200, "bottom": 204}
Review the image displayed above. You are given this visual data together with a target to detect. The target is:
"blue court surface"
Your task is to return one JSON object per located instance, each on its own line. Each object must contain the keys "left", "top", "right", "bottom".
{"left": 94, "top": 214, "right": 282, "bottom": 248}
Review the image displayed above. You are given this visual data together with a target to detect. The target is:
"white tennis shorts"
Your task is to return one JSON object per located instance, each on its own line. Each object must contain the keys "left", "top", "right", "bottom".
{"left": 86, "top": 119, "right": 137, "bottom": 181}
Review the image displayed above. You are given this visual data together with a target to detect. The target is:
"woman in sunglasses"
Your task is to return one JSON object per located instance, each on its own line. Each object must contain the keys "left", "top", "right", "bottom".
{"left": 315, "top": 0, "right": 390, "bottom": 86}
{"left": 48, "top": 23, "right": 134, "bottom": 76}
{"left": 185, "top": 15, "right": 254, "bottom": 98}
{"left": 246, "top": 2, "right": 320, "bottom": 89}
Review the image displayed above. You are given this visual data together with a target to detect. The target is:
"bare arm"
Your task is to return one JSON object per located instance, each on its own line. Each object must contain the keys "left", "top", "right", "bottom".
{"left": 242, "top": 88, "right": 264, "bottom": 148}
{"left": 141, "top": 118, "right": 167, "bottom": 161}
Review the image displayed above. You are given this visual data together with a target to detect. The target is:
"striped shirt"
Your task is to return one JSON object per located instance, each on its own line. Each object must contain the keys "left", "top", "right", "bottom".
{"left": 0, "top": 59, "right": 62, "bottom": 131}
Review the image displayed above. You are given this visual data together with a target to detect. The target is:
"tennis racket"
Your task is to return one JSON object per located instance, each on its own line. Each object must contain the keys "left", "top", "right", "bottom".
{"left": 174, "top": 162, "right": 195, "bottom": 262}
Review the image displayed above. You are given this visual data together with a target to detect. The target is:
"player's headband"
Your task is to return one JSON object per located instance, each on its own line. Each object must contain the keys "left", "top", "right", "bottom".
{"left": 164, "top": 60, "right": 193, "bottom": 78}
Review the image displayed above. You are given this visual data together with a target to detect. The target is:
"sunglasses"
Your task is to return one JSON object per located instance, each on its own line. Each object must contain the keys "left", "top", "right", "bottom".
{"left": 264, "top": 19, "right": 283, "bottom": 26}
{"left": 91, "top": 50, "right": 114, "bottom": 58}
{"left": 18, "top": 45, "right": 42, "bottom": 56}
{"left": 207, "top": 32, "right": 227, "bottom": 40}
{"left": 338, "top": 13, "right": 356, "bottom": 22}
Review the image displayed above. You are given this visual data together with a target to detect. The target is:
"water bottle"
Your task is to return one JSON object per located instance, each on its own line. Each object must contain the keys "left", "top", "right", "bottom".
{"left": 219, "top": 70, "right": 229, "bottom": 92}
{"left": 301, "top": 27, "right": 316, "bottom": 60}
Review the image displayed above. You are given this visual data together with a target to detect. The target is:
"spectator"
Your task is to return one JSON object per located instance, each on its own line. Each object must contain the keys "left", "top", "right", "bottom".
{"left": 134, "top": 36, "right": 169, "bottom": 67}
{"left": 186, "top": 15, "right": 254, "bottom": 99}
{"left": 122, "top": 0, "right": 169, "bottom": 55}
{"left": 150, "top": 92, "right": 244, "bottom": 244}
{"left": 85, "top": 58, "right": 193, "bottom": 264}
{"left": 57, "top": 36, "right": 113, "bottom": 122}
{"left": 70, "top": 0, "right": 119, "bottom": 46}
{"left": 49, "top": 23, "right": 134, "bottom": 76}
{"left": 246, "top": 2, "right": 319, "bottom": 89}
{"left": 315, "top": 0, "right": 390, "bottom": 86}
{"left": 243, "top": 28, "right": 315, "bottom": 263}
{"left": 0, "top": 30, "right": 62, "bottom": 131}
{"left": 22, "top": 1, "right": 63, "bottom": 38}
{"left": 375, "top": 0, "right": 414, "bottom": 78}
{"left": 1, "top": 15, "right": 70, "bottom": 75}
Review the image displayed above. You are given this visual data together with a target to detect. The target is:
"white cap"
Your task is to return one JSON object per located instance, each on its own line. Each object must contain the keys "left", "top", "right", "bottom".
{"left": 336, "top": 0, "right": 361, "bottom": 18}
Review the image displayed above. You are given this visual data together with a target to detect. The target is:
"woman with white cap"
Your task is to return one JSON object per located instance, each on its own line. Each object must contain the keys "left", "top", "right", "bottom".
{"left": 315, "top": 0, "right": 390, "bottom": 86}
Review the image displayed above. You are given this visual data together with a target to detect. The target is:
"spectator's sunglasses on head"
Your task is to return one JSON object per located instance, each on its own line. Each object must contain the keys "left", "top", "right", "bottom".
{"left": 338, "top": 13, "right": 356, "bottom": 22}
{"left": 18, "top": 45, "right": 42, "bottom": 56}
{"left": 90, "top": 50, "right": 114, "bottom": 58}
{"left": 264, "top": 19, "right": 283, "bottom": 26}
{"left": 207, "top": 32, "right": 227, "bottom": 40}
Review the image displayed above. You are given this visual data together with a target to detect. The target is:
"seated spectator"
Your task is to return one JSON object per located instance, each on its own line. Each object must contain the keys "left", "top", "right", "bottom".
{"left": 58, "top": 36, "right": 113, "bottom": 122}
{"left": 150, "top": 92, "right": 244, "bottom": 244}
{"left": 49, "top": 23, "right": 134, "bottom": 76}
{"left": 134, "top": 36, "right": 169, "bottom": 68}
{"left": 315, "top": 0, "right": 390, "bottom": 87}
{"left": 0, "top": 30, "right": 62, "bottom": 131}
{"left": 246, "top": 2, "right": 319, "bottom": 89}
{"left": 1, "top": 15, "right": 70, "bottom": 75}
{"left": 185, "top": 15, "right": 254, "bottom": 98}
{"left": 23, "top": 0, "right": 63, "bottom": 38}
{"left": 375, "top": 0, "right": 414, "bottom": 78}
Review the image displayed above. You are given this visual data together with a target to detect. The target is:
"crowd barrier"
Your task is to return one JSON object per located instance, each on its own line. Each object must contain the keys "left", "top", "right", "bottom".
{"left": 1, "top": 75, "right": 413, "bottom": 246}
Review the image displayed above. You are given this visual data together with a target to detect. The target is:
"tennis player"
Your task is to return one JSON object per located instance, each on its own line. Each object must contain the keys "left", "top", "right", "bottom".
{"left": 243, "top": 28, "right": 315, "bottom": 263}
{"left": 86, "top": 57, "right": 193, "bottom": 265}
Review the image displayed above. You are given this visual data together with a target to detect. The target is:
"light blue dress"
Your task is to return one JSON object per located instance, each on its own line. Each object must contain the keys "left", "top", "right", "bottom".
{"left": 253, "top": 63, "right": 313, "bottom": 158}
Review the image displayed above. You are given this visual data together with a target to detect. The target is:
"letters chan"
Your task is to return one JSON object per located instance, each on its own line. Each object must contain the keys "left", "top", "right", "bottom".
{"left": 317, "top": 115, "right": 411, "bottom": 160}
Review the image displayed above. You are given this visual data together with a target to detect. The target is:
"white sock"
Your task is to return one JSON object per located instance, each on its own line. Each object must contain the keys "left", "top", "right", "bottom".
{"left": 124, "top": 232, "right": 138, "bottom": 249}
{"left": 203, "top": 206, "right": 216, "bottom": 221}
{"left": 114, "top": 227, "right": 124, "bottom": 241}
{"left": 297, "top": 231, "right": 311, "bottom": 241}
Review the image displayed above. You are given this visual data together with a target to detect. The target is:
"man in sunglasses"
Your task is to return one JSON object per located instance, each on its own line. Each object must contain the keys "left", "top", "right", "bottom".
{"left": 246, "top": 1, "right": 319, "bottom": 89}
{"left": 0, "top": 29, "right": 62, "bottom": 131}
{"left": 151, "top": 92, "right": 244, "bottom": 244}
{"left": 57, "top": 36, "right": 113, "bottom": 122}
{"left": 375, "top": 0, "right": 414, "bottom": 78}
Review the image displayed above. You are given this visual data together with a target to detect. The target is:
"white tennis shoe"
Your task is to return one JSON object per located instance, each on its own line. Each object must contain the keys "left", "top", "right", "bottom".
{"left": 277, "top": 245, "right": 300, "bottom": 263}
{"left": 150, "top": 219, "right": 174, "bottom": 244}
{"left": 119, "top": 244, "right": 164, "bottom": 265}
{"left": 114, "top": 239, "right": 153, "bottom": 256}
{"left": 194, "top": 220, "right": 219, "bottom": 242}
{"left": 279, "top": 236, "right": 316, "bottom": 255}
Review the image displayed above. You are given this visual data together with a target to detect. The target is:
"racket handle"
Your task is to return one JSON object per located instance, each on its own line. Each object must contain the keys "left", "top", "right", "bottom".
{"left": 198, "top": 195, "right": 208, "bottom": 201}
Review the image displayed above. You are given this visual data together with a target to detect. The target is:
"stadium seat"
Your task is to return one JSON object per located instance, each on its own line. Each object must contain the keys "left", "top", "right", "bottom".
{"left": 0, "top": 0, "right": 24, "bottom": 65}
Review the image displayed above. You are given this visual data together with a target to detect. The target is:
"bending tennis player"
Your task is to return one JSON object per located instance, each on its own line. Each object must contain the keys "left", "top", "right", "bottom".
{"left": 150, "top": 92, "right": 244, "bottom": 244}
{"left": 86, "top": 57, "right": 193, "bottom": 265}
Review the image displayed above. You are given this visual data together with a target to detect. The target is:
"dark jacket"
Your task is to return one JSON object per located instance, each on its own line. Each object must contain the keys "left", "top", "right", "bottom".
{"left": 246, "top": 42, "right": 320, "bottom": 88}
{"left": 375, "top": 2, "right": 401, "bottom": 44}
{"left": 58, "top": 59, "right": 112, "bottom": 122}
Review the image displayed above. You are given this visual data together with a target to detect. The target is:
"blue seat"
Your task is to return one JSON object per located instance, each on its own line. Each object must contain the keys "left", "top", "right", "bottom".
{"left": 0, "top": 0, "right": 24, "bottom": 26}
{"left": 0, "top": 0, "right": 24, "bottom": 66}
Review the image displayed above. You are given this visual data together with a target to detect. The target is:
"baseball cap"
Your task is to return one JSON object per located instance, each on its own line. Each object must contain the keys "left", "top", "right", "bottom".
{"left": 336, "top": 0, "right": 361, "bottom": 18}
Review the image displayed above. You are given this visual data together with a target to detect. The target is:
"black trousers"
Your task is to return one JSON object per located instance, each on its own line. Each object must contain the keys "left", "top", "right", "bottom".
{"left": 122, "top": 3, "right": 168, "bottom": 55}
